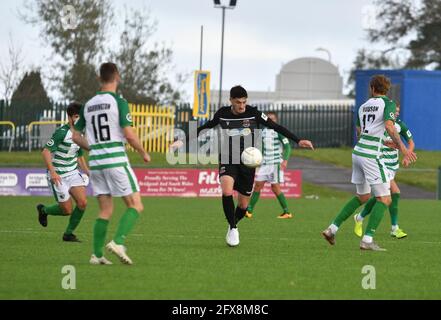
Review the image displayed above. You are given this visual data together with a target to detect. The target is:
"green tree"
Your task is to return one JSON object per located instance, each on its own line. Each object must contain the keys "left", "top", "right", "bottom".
{"left": 347, "top": 0, "right": 441, "bottom": 95}
{"left": 346, "top": 49, "right": 398, "bottom": 98}
{"left": 10, "top": 71, "right": 51, "bottom": 124}
{"left": 367, "top": 0, "right": 441, "bottom": 69}
{"left": 112, "top": 9, "right": 184, "bottom": 105}
{"left": 22, "top": 0, "right": 113, "bottom": 103}
{"left": 22, "top": 1, "right": 185, "bottom": 105}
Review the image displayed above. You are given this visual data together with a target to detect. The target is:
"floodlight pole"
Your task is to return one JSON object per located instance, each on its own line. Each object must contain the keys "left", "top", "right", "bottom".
{"left": 219, "top": 6, "right": 226, "bottom": 109}
{"left": 200, "top": 25, "right": 204, "bottom": 70}
{"left": 215, "top": 1, "right": 237, "bottom": 108}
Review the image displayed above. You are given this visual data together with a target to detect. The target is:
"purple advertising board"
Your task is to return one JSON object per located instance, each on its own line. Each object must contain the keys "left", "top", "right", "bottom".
{"left": 0, "top": 168, "right": 303, "bottom": 198}
{"left": 0, "top": 168, "right": 93, "bottom": 197}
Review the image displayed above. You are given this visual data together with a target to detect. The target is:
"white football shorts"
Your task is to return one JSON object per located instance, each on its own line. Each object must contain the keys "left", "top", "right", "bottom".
{"left": 91, "top": 166, "right": 140, "bottom": 197}
{"left": 351, "top": 154, "right": 391, "bottom": 197}
{"left": 255, "top": 163, "right": 284, "bottom": 184}
{"left": 48, "top": 171, "right": 89, "bottom": 203}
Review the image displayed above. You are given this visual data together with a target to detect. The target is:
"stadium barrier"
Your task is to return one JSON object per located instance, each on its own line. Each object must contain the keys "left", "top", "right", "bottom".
{"left": 1, "top": 99, "right": 355, "bottom": 151}
{"left": 129, "top": 104, "right": 175, "bottom": 154}
{"left": 0, "top": 121, "right": 15, "bottom": 152}
{"left": 0, "top": 167, "right": 303, "bottom": 198}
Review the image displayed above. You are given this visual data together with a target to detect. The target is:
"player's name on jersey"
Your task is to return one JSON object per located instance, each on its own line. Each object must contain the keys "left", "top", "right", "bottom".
{"left": 87, "top": 103, "right": 111, "bottom": 112}
{"left": 362, "top": 106, "right": 380, "bottom": 112}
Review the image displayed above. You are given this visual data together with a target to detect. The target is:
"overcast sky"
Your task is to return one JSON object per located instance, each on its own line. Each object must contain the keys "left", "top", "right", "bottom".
{"left": 0, "top": 0, "right": 380, "bottom": 101}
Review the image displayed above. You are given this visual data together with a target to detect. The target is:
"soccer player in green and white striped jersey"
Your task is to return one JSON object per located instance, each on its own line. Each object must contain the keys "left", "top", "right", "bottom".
{"left": 37, "top": 102, "right": 90, "bottom": 243}
{"left": 246, "top": 112, "right": 293, "bottom": 219}
{"left": 322, "top": 75, "right": 417, "bottom": 251}
{"left": 73, "top": 62, "right": 151, "bottom": 265}
{"left": 354, "top": 103, "right": 415, "bottom": 239}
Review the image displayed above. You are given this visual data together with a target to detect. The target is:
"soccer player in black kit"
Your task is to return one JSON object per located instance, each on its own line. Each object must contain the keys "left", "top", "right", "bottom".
{"left": 171, "top": 86, "right": 314, "bottom": 247}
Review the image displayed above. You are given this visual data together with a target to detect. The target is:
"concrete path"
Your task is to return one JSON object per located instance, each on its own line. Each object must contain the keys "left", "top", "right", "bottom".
{"left": 289, "top": 157, "right": 436, "bottom": 200}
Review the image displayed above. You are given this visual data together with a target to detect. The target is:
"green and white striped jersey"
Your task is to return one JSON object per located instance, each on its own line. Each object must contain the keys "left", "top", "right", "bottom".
{"left": 382, "top": 118, "right": 413, "bottom": 171}
{"left": 262, "top": 128, "right": 292, "bottom": 165}
{"left": 353, "top": 96, "right": 396, "bottom": 159}
{"left": 74, "top": 91, "right": 133, "bottom": 171}
{"left": 45, "top": 124, "right": 84, "bottom": 178}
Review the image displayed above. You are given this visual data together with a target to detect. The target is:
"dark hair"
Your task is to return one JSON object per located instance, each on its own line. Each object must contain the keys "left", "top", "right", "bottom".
{"left": 370, "top": 75, "right": 391, "bottom": 95}
{"left": 67, "top": 102, "right": 82, "bottom": 117}
{"left": 230, "top": 85, "right": 248, "bottom": 99}
{"left": 100, "top": 62, "right": 119, "bottom": 83}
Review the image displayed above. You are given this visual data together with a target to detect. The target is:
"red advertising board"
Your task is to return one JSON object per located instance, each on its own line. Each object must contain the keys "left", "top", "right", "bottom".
{"left": 134, "top": 169, "right": 302, "bottom": 198}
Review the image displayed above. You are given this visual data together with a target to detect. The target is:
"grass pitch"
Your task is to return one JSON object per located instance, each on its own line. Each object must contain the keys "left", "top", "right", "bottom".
{"left": 1, "top": 196, "right": 440, "bottom": 300}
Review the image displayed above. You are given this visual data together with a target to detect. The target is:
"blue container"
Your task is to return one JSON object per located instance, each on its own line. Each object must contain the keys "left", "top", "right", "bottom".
{"left": 355, "top": 70, "right": 441, "bottom": 151}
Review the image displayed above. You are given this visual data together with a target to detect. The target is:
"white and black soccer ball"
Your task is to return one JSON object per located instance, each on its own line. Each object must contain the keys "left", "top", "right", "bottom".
{"left": 241, "top": 147, "right": 263, "bottom": 168}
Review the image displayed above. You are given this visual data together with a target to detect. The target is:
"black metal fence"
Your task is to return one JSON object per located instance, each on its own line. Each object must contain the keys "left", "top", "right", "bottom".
{"left": 0, "top": 100, "right": 355, "bottom": 151}
{"left": 0, "top": 100, "right": 68, "bottom": 151}
{"left": 175, "top": 102, "right": 355, "bottom": 148}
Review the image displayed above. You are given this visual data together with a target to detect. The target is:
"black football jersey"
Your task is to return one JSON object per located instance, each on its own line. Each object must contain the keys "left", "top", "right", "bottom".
{"left": 195, "top": 106, "right": 301, "bottom": 165}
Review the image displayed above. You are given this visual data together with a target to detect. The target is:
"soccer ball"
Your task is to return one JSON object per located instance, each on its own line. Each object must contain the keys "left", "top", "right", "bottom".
{"left": 241, "top": 147, "right": 263, "bottom": 168}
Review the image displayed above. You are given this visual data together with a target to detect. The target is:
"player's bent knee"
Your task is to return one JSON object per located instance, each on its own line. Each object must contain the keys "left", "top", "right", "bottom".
{"left": 129, "top": 200, "right": 144, "bottom": 214}
{"left": 61, "top": 207, "right": 73, "bottom": 216}
{"left": 77, "top": 199, "right": 87, "bottom": 210}
{"left": 99, "top": 211, "right": 113, "bottom": 220}
{"left": 239, "top": 204, "right": 248, "bottom": 210}
{"left": 357, "top": 194, "right": 371, "bottom": 204}
{"left": 223, "top": 192, "right": 234, "bottom": 197}
{"left": 134, "top": 204, "right": 144, "bottom": 213}
{"left": 271, "top": 185, "right": 281, "bottom": 194}
{"left": 378, "top": 197, "right": 392, "bottom": 207}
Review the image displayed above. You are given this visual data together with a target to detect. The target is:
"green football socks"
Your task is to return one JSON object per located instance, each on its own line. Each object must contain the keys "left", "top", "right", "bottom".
{"left": 247, "top": 191, "right": 260, "bottom": 213}
{"left": 389, "top": 193, "right": 400, "bottom": 226}
{"left": 65, "top": 207, "right": 85, "bottom": 235}
{"left": 365, "top": 201, "right": 388, "bottom": 237}
{"left": 360, "top": 197, "right": 377, "bottom": 218}
{"left": 43, "top": 204, "right": 65, "bottom": 216}
{"left": 276, "top": 192, "right": 290, "bottom": 213}
{"left": 114, "top": 208, "right": 140, "bottom": 245}
{"left": 93, "top": 219, "right": 109, "bottom": 258}
{"left": 359, "top": 193, "right": 400, "bottom": 228}
{"left": 332, "top": 197, "right": 362, "bottom": 227}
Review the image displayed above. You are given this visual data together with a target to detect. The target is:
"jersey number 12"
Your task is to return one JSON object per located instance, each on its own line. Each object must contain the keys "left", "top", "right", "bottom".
{"left": 362, "top": 114, "right": 376, "bottom": 133}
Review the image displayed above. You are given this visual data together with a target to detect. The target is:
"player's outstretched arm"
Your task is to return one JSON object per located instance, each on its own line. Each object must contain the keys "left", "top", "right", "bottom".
{"left": 257, "top": 110, "right": 314, "bottom": 150}
{"left": 123, "top": 126, "right": 151, "bottom": 163}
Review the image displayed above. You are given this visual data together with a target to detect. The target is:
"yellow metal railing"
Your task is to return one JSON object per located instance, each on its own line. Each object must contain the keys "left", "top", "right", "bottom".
{"left": 129, "top": 104, "right": 175, "bottom": 154}
{"left": 0, "top": 121, "right": 16, "bottom": 152}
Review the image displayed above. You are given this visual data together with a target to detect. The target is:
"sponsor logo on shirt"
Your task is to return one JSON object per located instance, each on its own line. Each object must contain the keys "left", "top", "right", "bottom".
{"left": 261, "top": 113, "right": 268, "bottom": 121}
{"left": 226, "top": 128, "right": 251, "bottom": 137}
{"left": 46, "top": 139, "right": 55, "bottom": 147}
{"left": 126, "top": 114, "right": 133, "bottom": 123}
{"left": 243, "top": 119, "right": 250, "bottom": 128}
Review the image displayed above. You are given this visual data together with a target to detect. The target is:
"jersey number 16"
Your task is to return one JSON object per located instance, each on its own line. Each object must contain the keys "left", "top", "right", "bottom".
{"left": 92, "top": 114, "right": 111, "bottom": 142}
